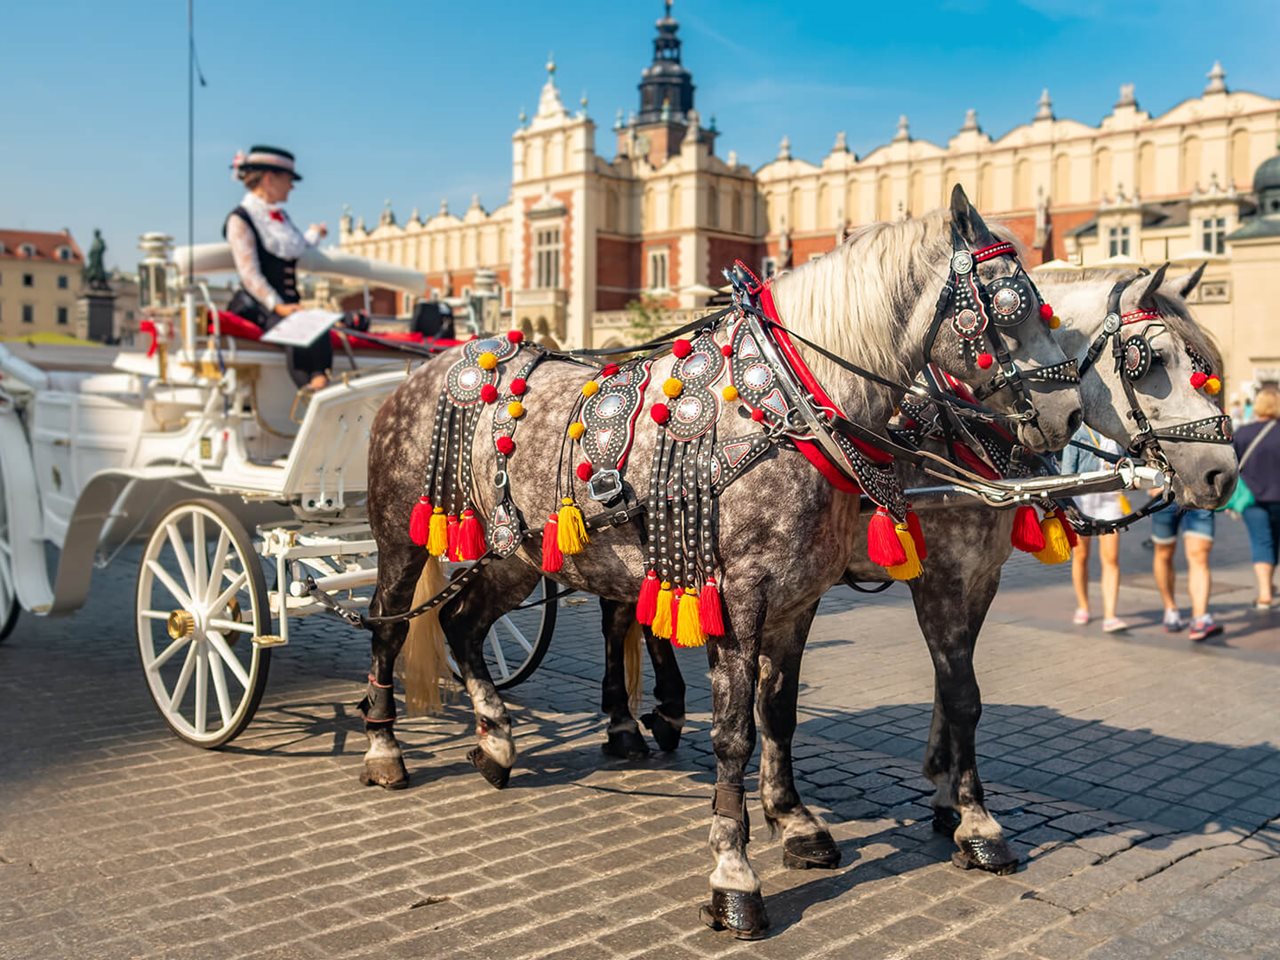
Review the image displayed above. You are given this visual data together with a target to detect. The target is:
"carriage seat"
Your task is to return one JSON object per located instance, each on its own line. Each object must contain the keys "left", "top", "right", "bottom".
{"left": 44, "top": 371, "right": 145, "bottom": 396}
{"left": 210, "top": 311, "right": 448, "bottom": 352}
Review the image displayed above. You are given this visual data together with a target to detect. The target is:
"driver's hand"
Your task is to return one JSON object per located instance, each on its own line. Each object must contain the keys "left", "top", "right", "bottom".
{"left": 274, "top": 303, "right": 303, "bottom": 317}
{"left": 310, "top": 222, "right": 328, "bottom": 238}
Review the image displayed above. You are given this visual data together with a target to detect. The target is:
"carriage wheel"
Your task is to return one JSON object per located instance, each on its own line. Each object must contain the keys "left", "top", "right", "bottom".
{"left": 447, "top": 575, "right": 557, "bottom": 690}
{"left": 136, "top": 499, "right": 271, "bottom": 748}
{"left": 0, "top": 462, "right": 17, "bottom": 642}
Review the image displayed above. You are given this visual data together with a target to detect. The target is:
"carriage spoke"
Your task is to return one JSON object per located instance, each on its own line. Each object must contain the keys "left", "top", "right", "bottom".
{"left": 203, "top": 529, "right": 230, "bottom": 606}
{"left": 208, "top": 618, "right": 255, "bottom": 635}
{"left": 488, "top": 626, "right": 510, "bottom": 680}
{"left": 208, "top": 572, "right": 248, "bottom": 620}
{"left": 206, "top": 632, "right": 251, "bottom": 688}
{"left": 168, "top": 641, "right": 199, "bottom": 712}
{"left": 147, "top": 559, "right": 193, "bottom": 611}
{"left": 151, "top": 632, "right": 192, "bottom": 670}
{"left": 194, "top": 644, "right": 208, "bottom": 735}
{"left": 164, "top": 522, "right": 197, "bottom": 601}
{"left": 140, "top": 609, "right": 170, "bottom": 621}
{"left": 498, "top": 615, "right": 535, "bottom": 654}
{"left": 192, "top": 513, "right": 208, "bottom": 605}
{"left": 207, "top": 644, "right": 233, "bottom": 725}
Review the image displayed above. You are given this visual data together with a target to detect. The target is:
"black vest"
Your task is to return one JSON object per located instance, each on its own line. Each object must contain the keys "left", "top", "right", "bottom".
{"left": 224, "top": 206, "right": 300, "bottom": 311}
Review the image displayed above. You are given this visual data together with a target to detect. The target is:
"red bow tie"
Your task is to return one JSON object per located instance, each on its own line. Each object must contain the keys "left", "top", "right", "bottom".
{"left": 268, "top": 209, "right": 285, "bottom": 222}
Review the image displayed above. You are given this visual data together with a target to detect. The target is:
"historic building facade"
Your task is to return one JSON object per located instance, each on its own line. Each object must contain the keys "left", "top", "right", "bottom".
{"left": 0, "top": 229, "right": 83, "bottom": 338}
{"left": 339, "top": 7, "right": 1280, "bottom": 393}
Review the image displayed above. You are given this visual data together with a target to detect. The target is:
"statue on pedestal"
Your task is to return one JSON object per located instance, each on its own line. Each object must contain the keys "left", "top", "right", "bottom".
{"left": 84, "top": 229, "right": 112, "bottom": 292}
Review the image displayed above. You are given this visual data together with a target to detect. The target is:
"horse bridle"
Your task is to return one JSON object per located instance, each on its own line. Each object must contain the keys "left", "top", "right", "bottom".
{"left": 925, "top": 229, "right": 1081, "bottom": 420}
{"left": 1076, "top": 275, "right": 1233, "bottom": 472}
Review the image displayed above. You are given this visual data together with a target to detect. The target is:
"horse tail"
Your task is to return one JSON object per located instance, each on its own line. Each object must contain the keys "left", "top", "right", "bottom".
{"left": 397, "top": 555, "right": 450, "bottom": 716}
{"left": 623, "top": 618, "right": 644, "bottom": 716}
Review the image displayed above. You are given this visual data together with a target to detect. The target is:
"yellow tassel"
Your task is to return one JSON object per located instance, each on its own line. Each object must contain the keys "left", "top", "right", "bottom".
{"left": 1033, "top": 515, "right": 1072, "bottom": 564}
{"left": 426, "top": 507, "right": 449, "bottom": 557}
{"left": 651, "top": 581, "right": 674, "bottom": 639}
{"left": 886, "top": 523, "right": 923, "bottom": 581}
{"left": 676, "top": 589, "right": 705, "bottom": 647}
{"left": 557, "top": 497, "right": 589, "bottom": 555}
{"left": 568, "top": 421, "right": 585, "bottom": 440}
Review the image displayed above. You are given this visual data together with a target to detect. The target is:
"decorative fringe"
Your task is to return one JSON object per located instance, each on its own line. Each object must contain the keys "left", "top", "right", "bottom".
{"left": 671, "top": 588, "right": 683, "bottom": 639}
{"left": 557, "top": 497, "right": 589, "bottom": 555}
{"left": 905, "top": 510, "right": 928, "bottom": 561}
{"left": 1055, "top": 508, "right": 1079, "bottom": 548}
{"left": 408, "top": 496, "right": 432, "bottom": 546}
{"left": 636, "top": 570, "right": 660, "bottom": 625}
{"left": 675, "top": 589, "right": 706, "bottom": 647}
{"left": 651, "top": 581, "right": 674, "bottom": 639}
{"left": 396, "top": 556, "right": 451, "bottom": 716}
{"left": 867, "top": 507, "right": 908, "bottom": 568}
{"left": 886, "top": 523, "right": 924, "bottom": 581}
{"left": 699, "top": 577, "right": 725, "bottom": 637}
{"left": 1033, "top": 514, "right": 1073, "bottom": 565}
{"left": 541, "top": 515, "right": 563, "bottom": 572}
{"left": 427, "top": 507, "right": 449, "bottom": 557}
{"left": 623, "top": 620, "right": 644, "bottom": 715}
{"left": 456, "top": 509, "right": 486, "bottom": 561}
{"left": 1011, "top": 504, "right": 1046, "bottom": 553}
{"left": 446, "top": 514, "right": 460, "bottom": 561}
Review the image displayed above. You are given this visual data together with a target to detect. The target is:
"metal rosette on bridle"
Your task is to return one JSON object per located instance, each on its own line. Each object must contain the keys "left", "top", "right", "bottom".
{"left": 487, "top": 348, "right": 539, "bottom": 558}
{"left": 947, "top": 249, "right": 990, "bottom": 363}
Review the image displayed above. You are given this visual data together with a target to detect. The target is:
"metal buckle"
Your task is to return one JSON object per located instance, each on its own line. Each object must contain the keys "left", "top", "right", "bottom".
{"left": 586, "top": 468, "right": 623, "bottom": 503}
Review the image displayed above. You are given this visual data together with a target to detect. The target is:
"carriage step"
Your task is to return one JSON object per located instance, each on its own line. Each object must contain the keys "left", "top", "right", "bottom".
{"left": 252, "top": 634, "right": 287, "bottom": 647}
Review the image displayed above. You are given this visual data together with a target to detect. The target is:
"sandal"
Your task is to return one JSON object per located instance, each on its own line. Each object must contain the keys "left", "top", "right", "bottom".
{"left": 1072, "top": 608, "right": 1090, "bottom": 625}
{"left": 1189, "top": 615, "right": 1223, "bottom": 642}
{"left": 1254, "top": 599, "right": 1275, "bottom": 611}
{"left": 1102, "top": 617, "right": 1129, "bottom": 633}
{"left": 1162, "top": 609, "right": 1186, "bottom": 633}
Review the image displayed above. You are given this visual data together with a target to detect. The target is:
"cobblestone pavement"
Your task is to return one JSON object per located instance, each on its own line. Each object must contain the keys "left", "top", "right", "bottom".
{"left": 2, "top": 515, "right": 1278, "bottom": 960}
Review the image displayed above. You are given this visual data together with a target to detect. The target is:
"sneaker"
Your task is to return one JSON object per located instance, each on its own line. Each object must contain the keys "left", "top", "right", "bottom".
{"left": 1162, "top": 609, "right": 1187, "bottom": 632}
{"left": 1102, "top": 617, "right": 1129, "bottom": 633}
{"left": 1189, "top": 614, "right": 1224, "bottom": 642}
{"left": 1254, "top": 598, "right": 1275, "bottom": 611}
{"left": 1072, "top": 608, "right": 1090, "bottom": 625}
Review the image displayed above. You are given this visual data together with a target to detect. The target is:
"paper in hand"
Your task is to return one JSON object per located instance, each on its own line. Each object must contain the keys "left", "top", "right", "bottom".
{"left": 260, "top": 309, "right": 344, "bottom": 347}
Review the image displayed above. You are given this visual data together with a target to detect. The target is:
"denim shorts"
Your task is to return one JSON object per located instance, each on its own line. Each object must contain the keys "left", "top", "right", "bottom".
{"left": 1242, "top": 502, "right": 1280, "bottom": 565}
{"left": 1150, "top": 505, "right": 1215, "bottom": 543}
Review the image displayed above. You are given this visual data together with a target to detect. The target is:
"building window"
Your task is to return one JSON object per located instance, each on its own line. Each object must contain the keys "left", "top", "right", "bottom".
{"left": 58, "top": 247, "right": 72, "bottom": 261}
{"left": 57, "top": 306, "right": 69, "bottom": 326}
{"left": 533, "top": 227, "right": 561, "bottom": 289}
{"left": 20, "top": 243, "right": 35, "bottom": 257}
{"left": 1201, "top": 217, "right": 1226, "bottom": 256}
{"left": 57, "top": 274, "right": 69, "bottom": 289}
{"left": 761, "top": 257, "right": 778, "bottom": 279}
{"left": 23, "top": 273, "right": 34, "bottom": 287}
{"left": 1107, "top": 226, "right": 1131, "bottom": 258}
{"left": 648, "top": 249, "right": 669, "bottom": 291}
{"left": 22, "top": 304, "right": 34, "bottom": 324}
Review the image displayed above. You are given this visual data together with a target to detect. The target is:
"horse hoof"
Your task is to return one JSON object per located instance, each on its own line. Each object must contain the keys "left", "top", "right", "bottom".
{"left": 699, "top": 889, "right": 770, "bottom": 940}
{"left": 932, "top": 807, "right": 962, "bottom": 837}
{"left": 468, "top": 746, "right": 511, "bottom": 790}
{"left": 602, "top": 729, "right": 651, "bottom": 761}
{"left": 640, "top": 711, "right": 683, "bottom": 752}
{"left": 358, "top": 757, "right": 409, "bottom": 790}
{"left": 952, "top": 836, "right": 1018, "bottom": 875}
{"left": 782, "top": 833, "right": 841, "bottom": 870}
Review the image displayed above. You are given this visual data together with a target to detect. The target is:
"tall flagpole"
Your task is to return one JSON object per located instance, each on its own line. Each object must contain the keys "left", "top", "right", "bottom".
{"left": 183, "top": 0, "right": 196, "bottom": 357}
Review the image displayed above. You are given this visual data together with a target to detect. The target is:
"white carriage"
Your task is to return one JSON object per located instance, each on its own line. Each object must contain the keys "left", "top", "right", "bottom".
{"left": 0, "top": 237, "right": 555, "bottom": 747}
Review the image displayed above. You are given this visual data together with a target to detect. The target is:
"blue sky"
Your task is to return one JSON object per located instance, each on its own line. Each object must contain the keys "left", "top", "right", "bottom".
{"left": 4, "top": 0, "right": 1277, "bottom": 268}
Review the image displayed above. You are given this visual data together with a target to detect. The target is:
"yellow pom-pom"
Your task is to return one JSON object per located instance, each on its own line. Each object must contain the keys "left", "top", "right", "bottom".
{"left": 581, "top": 380, "right": 600, "bottom": 398}
{"left": 507, "top": 400, "right": 525, "bottom": 419}
{"left": 722, "top": 385, "right": 739, "bottom": 402}
{"left": 568, "top": 422, "right": 585, "bottom": 440}
{"left": 663, "top": 377, "right": 684, "bottom": 398}
{"left": 1033, "top": 516, "right": 1072, "bottom": 565}
{"left": 886, "top": 523, "right": 923, "bottom": 581}
{"left": 1205, "top": 376, "right": 1222, "bottom": 395}
{"left": 477, "top": 351, "right": 498, "bottom": 370}
{"left": 1048, "top": 315, "right": 1062, "bottom": 330}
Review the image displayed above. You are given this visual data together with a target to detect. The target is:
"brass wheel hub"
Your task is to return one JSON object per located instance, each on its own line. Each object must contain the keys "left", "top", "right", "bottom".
{"left": 167, "top": 609, "right": 196, "bottom": 640}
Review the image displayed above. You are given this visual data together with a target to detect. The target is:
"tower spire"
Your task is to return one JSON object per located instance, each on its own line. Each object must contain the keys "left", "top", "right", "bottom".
{"left": 636, "top": 0, "right": 694, "bottom": 125}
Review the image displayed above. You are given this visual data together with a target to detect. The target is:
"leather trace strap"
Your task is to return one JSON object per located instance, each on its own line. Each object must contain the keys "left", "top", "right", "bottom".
{"left": 712, "top": 782, "right": 750, "bottom": 840}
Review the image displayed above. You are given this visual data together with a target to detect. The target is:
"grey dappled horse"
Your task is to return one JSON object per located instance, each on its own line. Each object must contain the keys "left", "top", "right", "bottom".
{"left": 362, "top": 187, "right": 1082, "bottom": 938}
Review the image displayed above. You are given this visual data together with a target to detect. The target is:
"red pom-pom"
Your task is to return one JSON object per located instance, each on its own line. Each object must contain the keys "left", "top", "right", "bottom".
{"left": 673, "top": 339, "right": 692, "bottom": 359}
{"left": 700, "top": 578, "right": 725, "bottom": 637}
{"left": 721, "top": 344, "right": 733, "bottom": 357}
{"left": 496, "top": 435, "right": 515, "bottom": 456}
{"left": 510, "top": 377, "right": 527, "bottom": 396}
{"left": 506, "top": 329, "right": 524, "bottom": 343}
{"left": 576, "top": 461, "right": 593, "bottom": 481}
{"left": 601, "top": 363, "right": 620, "bottom": 377}
{"left": 636, "top": 571, "right": 660, "bottom": 625}
{"left": 480, "top": 384, "right": 498, "bottom": 404}
{"left": 1190, "top": 371, "right": 1208, "bottom": 389}
{"left": 541, "top": 515, "right": 562, "bottom": 572}
{"left": 456, "top": 508, "right": 486, "bottom": 561}
{"left": 651, "top": 403, "right": 670, "bottom": 424}
{"left": 977, "top": 353, "right": 994, "bottom": 370}
{"left": 905, "top": 510, "right": 928, "bottom": 561}
{"left": 867, "top": 508, "right": 908, "bottom": 567}
{"left": 1055, "top": 508, "right": 1079, "bottom": 548}
{"left": 408, "top": 496, "right": 432, "bottom": 546}
{"left": 1011, "top": 505, "right": 1046, "bottom": 553}
{"left": 1039, "top": 303, "right": 1054, "bottom": 321}
{"left": 751, "top": 409, "right": 765, "bottom": 422}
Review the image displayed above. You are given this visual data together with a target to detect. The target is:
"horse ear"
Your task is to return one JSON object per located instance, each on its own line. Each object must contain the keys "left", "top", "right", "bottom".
{"left": 1137, "top": 262, "right": 1170, "bottom": 313}
{"left": 1177, "top": 262, "right": 1207, "bottom": 299}
{"left": 950, "top": 184, "right": 993, "bottom": 245}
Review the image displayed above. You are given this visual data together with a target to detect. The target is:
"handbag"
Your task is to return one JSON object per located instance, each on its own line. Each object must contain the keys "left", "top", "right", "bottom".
{"left": 1218, "top": 420, "right": 1276, "bottom": 514}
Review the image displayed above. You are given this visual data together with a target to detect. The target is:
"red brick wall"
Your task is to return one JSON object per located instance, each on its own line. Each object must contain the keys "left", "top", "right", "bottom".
{"left": 990, "top": 208, "right": 1098, "bottom": 264}
{"left": 596, "top": 235, "right": 641, "bottom": 310}
{"left": 707, "top": 236, "right": 763, "bottom": 284}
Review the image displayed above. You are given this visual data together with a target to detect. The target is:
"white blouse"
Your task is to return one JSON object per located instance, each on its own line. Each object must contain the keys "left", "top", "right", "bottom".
{"left": 226, "top": 191, "right": 321, "bottom": 310}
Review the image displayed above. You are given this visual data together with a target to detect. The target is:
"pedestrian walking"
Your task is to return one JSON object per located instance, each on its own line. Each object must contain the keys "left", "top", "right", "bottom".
{"left": 1232, "top": 386, "right": 1280, "bottom": 610}
{"left": 1063, "top": 425, "right": 1128, "bottom": 632}
{"left": 1150, "top": 503, "right": 1221, "bottom": 641}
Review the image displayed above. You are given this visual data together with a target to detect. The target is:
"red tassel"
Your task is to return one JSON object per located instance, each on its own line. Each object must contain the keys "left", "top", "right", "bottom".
{"left": 408, "top": 496, "right": 432, "bottom": 546}
{"left": 542, "top": 515, "right": 563, "bottom": 572}
{"left": 456, "top": 508, "right": 486, "bottom": 561}
{"left": 636, "top": 570, "right": 660, "bottom": 625}
{"left": 1011, "top": 505, "right": 1046, "bottom": 553}
{"left": 670, "top": 588, "right": 683, "bottom": 638}
{"left": 867, "top": 507, "right": 907, "bottom": 567}
{"left": 905, "top": 510, "right": 927, "bottom": 561}
{"left": 446, "top": 514, "right": 460, "bottom": 560}
{"left": 1055, "top": 508, "right": 1079, "bottom": 548}
{"left": 700, "top": 578, "right": 725, "bottom": 637}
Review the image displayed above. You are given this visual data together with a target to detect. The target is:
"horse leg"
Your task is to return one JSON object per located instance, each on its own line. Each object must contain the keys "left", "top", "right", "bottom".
{"left": 359, "top": 541, "right": 424, "bottom": 789}
{"left": 443, "top": 561, "right": 543, "bottom": 789}
{"left": 757, "top": 602, "right": 841, "bottom": 869}
{"left": 639, "top": 626, "right": 686, "bottom": 752}
{"left": 699, "top": 600, "right": 770, "bottom": 940}
{"left": 922, "top": 680, "right": 961, "bottom": 836}
{"left": 599, "top": 599, "right": 650, "bottom": 760}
